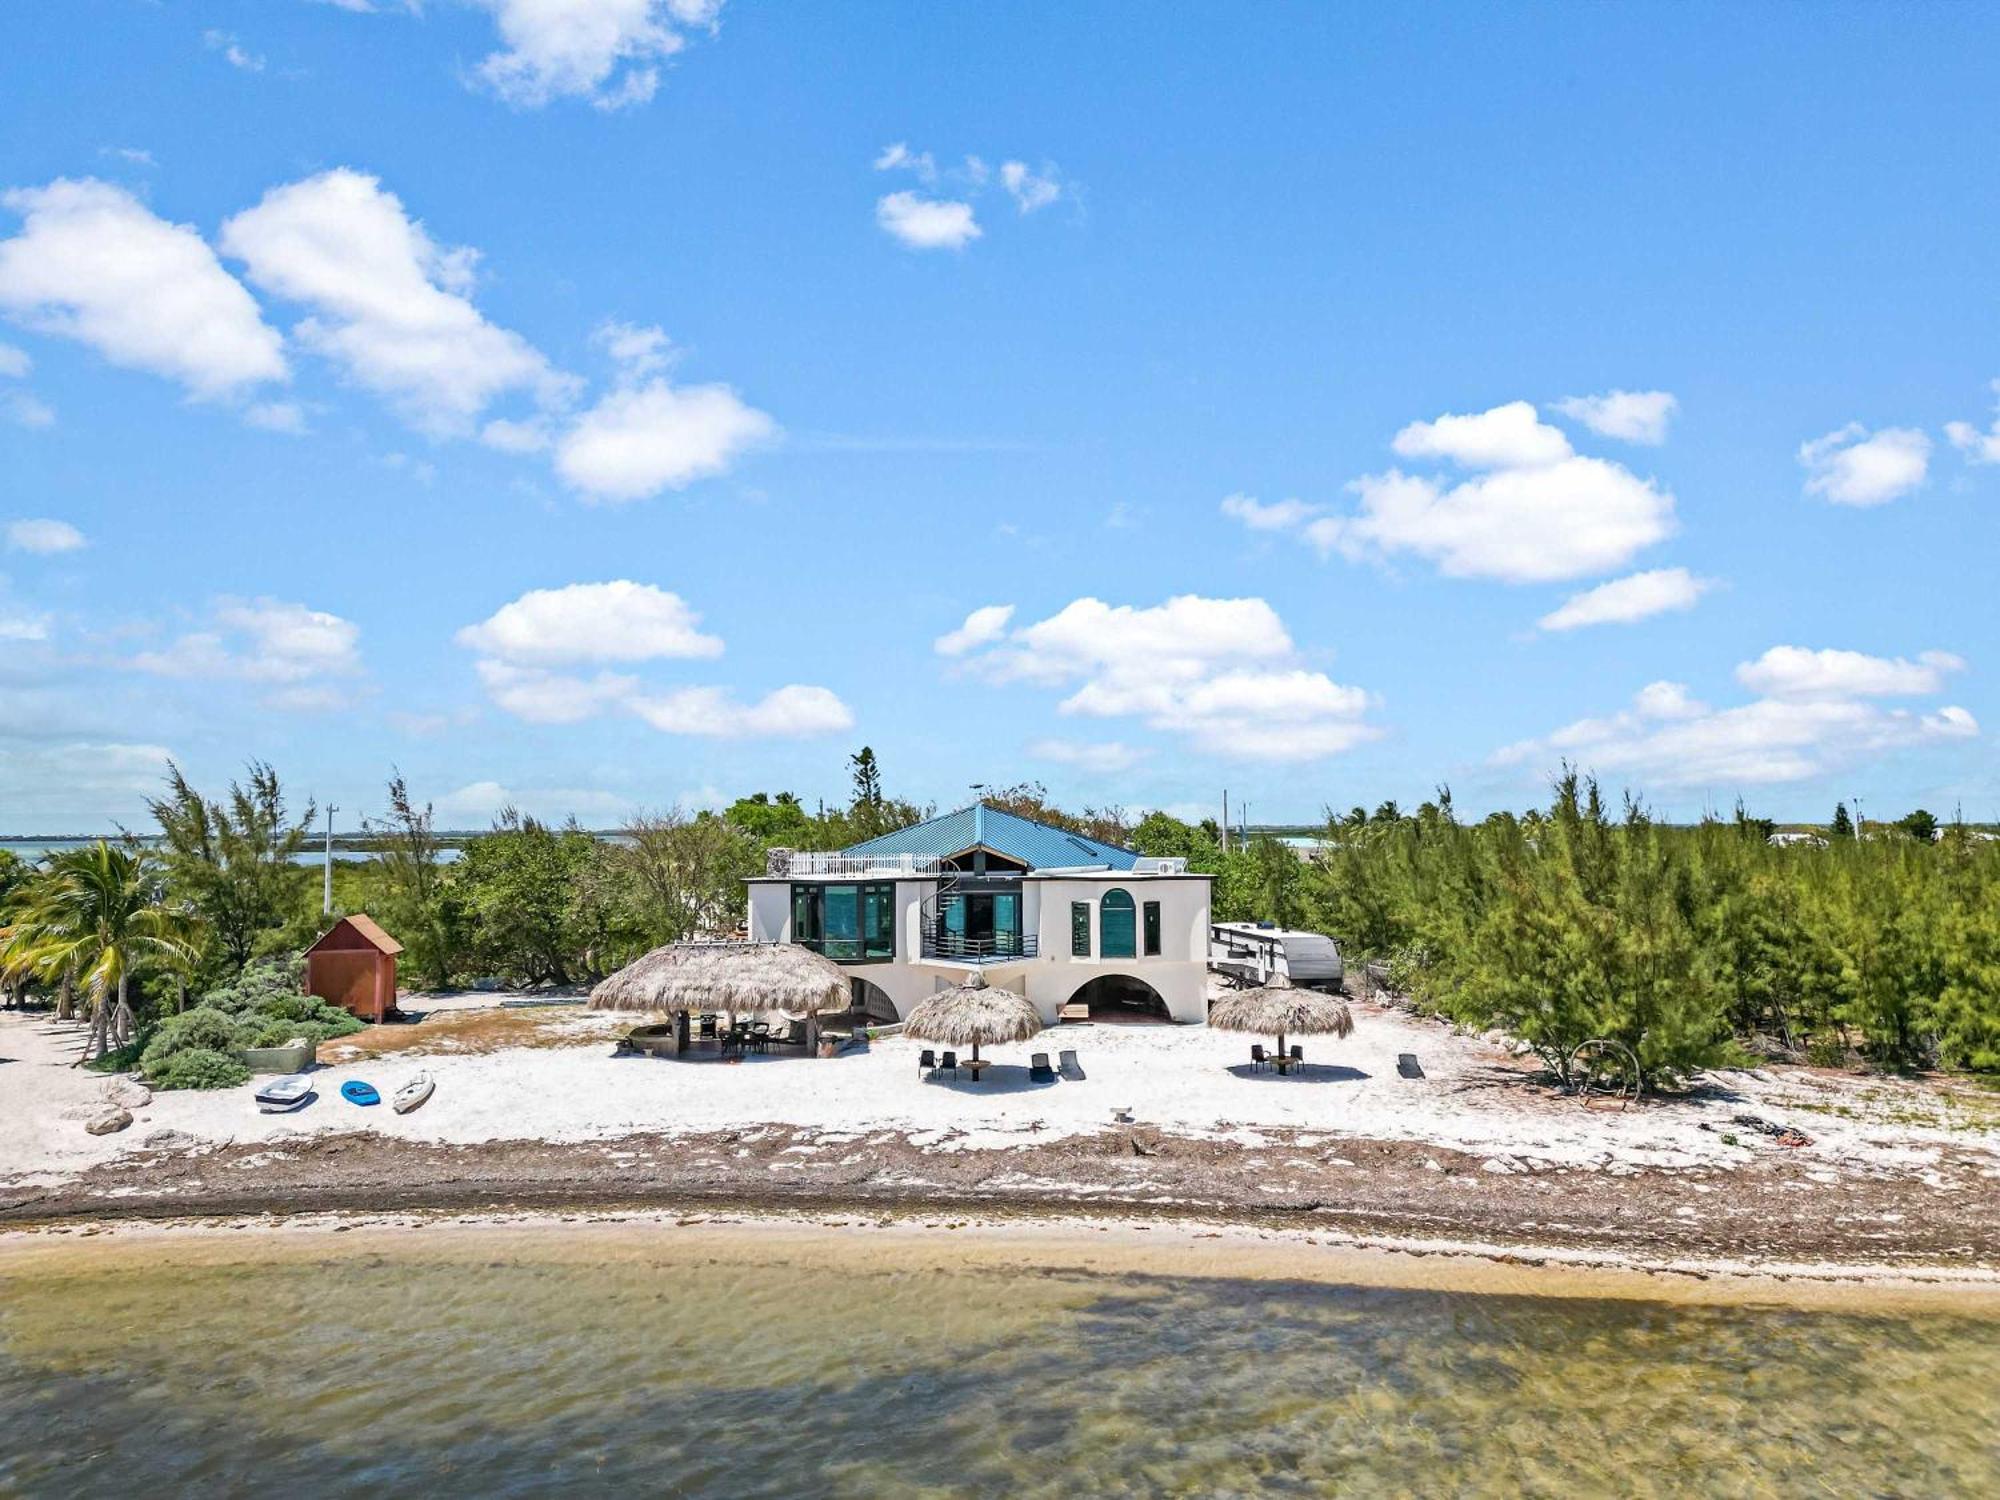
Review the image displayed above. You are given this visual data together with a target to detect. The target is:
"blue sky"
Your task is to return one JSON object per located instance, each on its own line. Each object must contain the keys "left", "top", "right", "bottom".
{"left": 2, "top": 1, "right": 1997, "bottom": 832}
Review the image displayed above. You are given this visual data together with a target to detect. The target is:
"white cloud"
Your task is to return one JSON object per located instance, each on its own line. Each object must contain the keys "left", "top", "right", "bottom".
{"left": 129, "top": 598, "right": 362, "bottom": 709}
{"left": 934, "top": 603, "right": 1015, "bottom": 657}
{"left": 436, "top": 778, "right": 635, "bottom": 824}
{"left": 1944, "top": 380, "right": 2000, "bottom": 464}
{"left": 0, "top": 610, "right": 49, "bottom": 643}
{"left": 6, "top": 518, "right": 86, "bottom": 554}
{"left": 1220, "top": 493, "right": 1318, "bottom": 532}
{"left": 1553, "top": 389, "right": 1678, "bottom": 445}
{"left": 3, "top": 391, "right": 54, "bottom": 428}
{"left": 953, "top": 594, "right": 1379, "bottom": 762}
{"left": 1391, "top": 400, "right": 1572, "bottom": 469}
{"left": 101, "top": 147, "right": 156, "bottom": 168}
{"left": 627, "top": 683, "right": 854, "bottom": 738}
{"left": 0, "top": 178, "right": 286, "bottom": 400}
{"left": 1027, "top": 738, "right": 1143, "bottom": 773}
{"left": 456, "top": 580, "right": 724, "bottom": 666}
{"left": 593, "top": 319, "right": 673, "bottom": 377}
{"left": 481, "top": 416, "right": 553, "bottom": 453}
{"left": 1798, "top": 423, "right": 1930, "bottom": 506}
{"left": 1496, "top": 647, "right": 1977, "bottom": 787}
{"left": 873, "top": 143, "right": 938, "bottom": 183}
{"left": 876, "top": 191, "right": 981, "bottom": 251}
{"left": 555, "top": 378, "right": 776, "bottom": 501}
{"left": 999, "top": 160, "right": 1061, "bottom": 213}
{"left": 1734, "top": 645, "right": 1963, "bottom": 700}
{"left": 1536, "top": 567, "right": 1711, "bottom": 632}
{"left": 459, "top": 581, "right": 849, "bottom": 737}
{"left": 244, "top": 400, "right": 308, "bottom": 434}
{"left": 1305, "top": 400, "right": 1675, "bottom": 583}
{"left": 203, "top": 30, "right": 266, "bottom": 73}
{"left": 469, "top": 0, "right": 724, "bottom": 110}
{"left": 0, "top": 341, "right": 27, "bottom": 378}
{"left": 220, "top": 169, "right": 562, "bottom": 435}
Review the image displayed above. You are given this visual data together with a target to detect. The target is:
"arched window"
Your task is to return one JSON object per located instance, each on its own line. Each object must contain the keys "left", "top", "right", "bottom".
{"left": 1100, "top": 888, "right": 1136, "bottom": 959}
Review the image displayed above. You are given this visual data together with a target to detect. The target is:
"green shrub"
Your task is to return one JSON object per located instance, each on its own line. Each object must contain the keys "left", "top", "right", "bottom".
{"left": 140, "top": 1008, "right": 251, "bottom": 1073}
{"left": 149, "top": 1047, "right": 251, "bottom": 1091}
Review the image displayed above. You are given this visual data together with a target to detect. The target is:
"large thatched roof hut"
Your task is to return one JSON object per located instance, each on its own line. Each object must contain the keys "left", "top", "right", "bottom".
{"left": 902, "top": 975, "right": 1042, "bottom": 1064}
{"left": 1208, "top": 977, "right": 1354, "bottom": 1061}
{"left": 590, "top": 942, "right": 850, "bottom": 1018}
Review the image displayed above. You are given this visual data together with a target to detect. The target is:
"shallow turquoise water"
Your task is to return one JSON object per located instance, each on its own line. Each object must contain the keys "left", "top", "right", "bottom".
{"left": 1, "top": 1231, "right": 1995, "bottom": 1497}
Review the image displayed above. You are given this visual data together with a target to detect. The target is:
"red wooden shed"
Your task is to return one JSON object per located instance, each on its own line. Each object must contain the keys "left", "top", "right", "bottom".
{"left": 305, "top": 913, "right": 404, "bottom": 1023}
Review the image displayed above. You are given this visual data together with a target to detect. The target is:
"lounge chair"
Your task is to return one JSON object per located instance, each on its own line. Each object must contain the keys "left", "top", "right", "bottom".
{"left": 940, "top": 1050, "right": 959, "bottom": 1080}
{"left": 1058, "top": 1049, "right": 1085, "bottom": 1081}
{"left": 919, "top": 1047, "right": 937, "bottom": 1076}
{"left": 1251, "top": 1044, "right": 1269, "bottom": 1071}
{"left": 1397, "top": 1053, "right": 1425, "bottom": 1079}
{"left": 1030, "top": 1052, "right": 1056, "bottom": 1083}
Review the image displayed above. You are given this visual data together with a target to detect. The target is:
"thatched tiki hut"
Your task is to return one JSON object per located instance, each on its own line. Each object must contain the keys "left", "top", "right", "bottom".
{"left": 590, "top": 942, "right": 851, "bottom": 1055}
{"left": 902, "top": 974, "right": 1042, "bottom": 1071}
{"left": 1208, "top": 976, "right": 1354, "bottom": 1065}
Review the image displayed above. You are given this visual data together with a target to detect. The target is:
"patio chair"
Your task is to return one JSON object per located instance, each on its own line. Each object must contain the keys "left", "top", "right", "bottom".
{"left": 699, "top": 1014, "right": 717, "bottom": 1039}
{"left": 1058, "top": 1049, "right": 1085, "bottom": 1081}
{"left": 940, "top": 1050, "right": 959, "bottom": 1079}
{"left": 1290, "top": 1045, "right": 1304, "bottom": 1065}
{"left": 1251, "top": 1044, "right": 1269, "bottom": 1071}
{"left": 919, "top": 1048, "right": 937, "bottom": 1076}
{"left": 1030, "top": 1052, "right": 1056, "bottom": 1083}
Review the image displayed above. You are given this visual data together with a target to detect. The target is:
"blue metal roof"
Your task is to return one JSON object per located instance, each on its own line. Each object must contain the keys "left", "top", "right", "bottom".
{"left": 842, "top": 802, "right": 1139, "bottom": 871}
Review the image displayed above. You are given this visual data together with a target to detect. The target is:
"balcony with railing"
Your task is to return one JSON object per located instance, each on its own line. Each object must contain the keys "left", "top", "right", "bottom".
{"left": 920, "top": 925, "right": 1038, "bottom": 963}
{"left": 769, "top": 850, "right": 945, "bottom": 878}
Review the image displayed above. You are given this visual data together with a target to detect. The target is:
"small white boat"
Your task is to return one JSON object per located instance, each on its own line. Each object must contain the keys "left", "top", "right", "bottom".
{"left": 392, "top": 1072, "right": 434, "bottom": 1114}
{"left": 255, "top": 1074, "right": 314, "bottom": 1113}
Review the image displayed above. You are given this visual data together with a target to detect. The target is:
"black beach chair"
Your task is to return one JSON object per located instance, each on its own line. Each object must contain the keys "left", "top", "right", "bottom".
{"left": 1397, "top": 1053, "right": 1425, "bottom": 1079}
{"left": 1250, "top": 1044, "right": 1269, "bottom": 1071}
{"left": 1030, "top": 1052, "right": 1056, "bottom": 1083}
{"left": 1058, "top": 1049, "right": 1085, "bottom": 1081}
{"left": 940, "top": 1050, "right": 959, "bottom": 1079}
{"left": 919, "top": 1048, "right": 937, "bottom": 1077}
{"left": 1290, "top": 1045, "right": 1304, "bottom": 1066}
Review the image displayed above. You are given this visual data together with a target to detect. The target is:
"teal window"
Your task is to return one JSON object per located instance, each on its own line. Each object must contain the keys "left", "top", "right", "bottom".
{"left": 1070, "top": 901, "right": 1091, "bottom": 957}
{"left": 1101, "top": 888, "right": 1136, "bottom": 959}
{"left": 1143, "top": 900, "right": 1162, "bottom": 957}
{"left": 793, "top": 883, "right": 895, "bottom": 961}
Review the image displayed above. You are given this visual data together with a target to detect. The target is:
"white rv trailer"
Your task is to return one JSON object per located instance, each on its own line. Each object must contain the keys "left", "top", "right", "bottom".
{"left": 1208, "top": 921, "right": 1345, "bottom": 991}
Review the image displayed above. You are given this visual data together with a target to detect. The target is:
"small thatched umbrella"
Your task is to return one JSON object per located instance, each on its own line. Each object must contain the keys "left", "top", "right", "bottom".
{"left": 591, "top": 942, "right": 851, "bottom": 1051}
{"left": 1208, "top": 976, "right": 1354, "bottom": 1066}
{"left": 902, "top": 973, "right": 1042, "bottom": 1071}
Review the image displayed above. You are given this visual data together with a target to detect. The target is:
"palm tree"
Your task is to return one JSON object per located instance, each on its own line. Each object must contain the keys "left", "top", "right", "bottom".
{"left": 0, "top": 842, "right": 202, "bottom": 1064}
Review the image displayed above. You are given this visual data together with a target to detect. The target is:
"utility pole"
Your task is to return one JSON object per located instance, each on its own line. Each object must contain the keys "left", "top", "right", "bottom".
{"left": 1853, "top": 794, "right": 1863, "bottom": 840}
{"left": 1221, "top": 790, "right": 1229, "bottom": 853}
{"left": 323, "top": 803, "right": 338, "bottom": 916}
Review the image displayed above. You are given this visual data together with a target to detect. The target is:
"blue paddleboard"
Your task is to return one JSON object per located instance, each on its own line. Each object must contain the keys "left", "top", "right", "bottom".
{"left": 341, "top": 1080, "right": 382, "bottom": 1107}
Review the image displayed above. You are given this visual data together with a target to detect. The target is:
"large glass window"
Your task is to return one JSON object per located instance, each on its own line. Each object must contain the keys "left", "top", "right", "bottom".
{"left": 1070, "top": 901, "right": 1091, "bottom": 957}
{"left": 792, "top": 883, "right": 895, "bottom": 961}
{"left": 1143, "top": 900, "right": 1162, "bottom": 956}
{"left": 1101, "top": 888, "right": 1136, "bottom": 959}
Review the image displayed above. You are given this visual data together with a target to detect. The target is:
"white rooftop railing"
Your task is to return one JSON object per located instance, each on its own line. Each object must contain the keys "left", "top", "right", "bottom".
{"left": 774, "top": 851, "right": 945, "bottom": 877}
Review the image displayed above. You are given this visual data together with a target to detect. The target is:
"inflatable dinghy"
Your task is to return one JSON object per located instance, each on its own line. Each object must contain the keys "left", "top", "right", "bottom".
{"left": 340, "top": 1080, "right": 382, "bottom": 1107}
{"left": 392, "top": 1072, "right": 434, "bottom": 1114}
{"left": 255, "top": 1074, "right": 314, "bottom": 1113}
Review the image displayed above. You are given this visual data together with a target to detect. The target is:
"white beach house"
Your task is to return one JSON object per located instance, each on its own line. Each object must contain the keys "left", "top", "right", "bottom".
{"left": 745, "top": 802, "right": 1212, "bottom": 1024}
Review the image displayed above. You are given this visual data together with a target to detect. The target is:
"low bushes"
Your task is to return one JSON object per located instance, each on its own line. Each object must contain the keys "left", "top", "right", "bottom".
{"left": 138, "top": 957, "right": 366, "bottom": 1089}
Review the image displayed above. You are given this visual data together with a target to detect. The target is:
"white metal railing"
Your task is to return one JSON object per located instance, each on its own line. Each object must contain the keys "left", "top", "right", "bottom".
{"left": 775, "top": 851, "right": 945, "bottom": 878}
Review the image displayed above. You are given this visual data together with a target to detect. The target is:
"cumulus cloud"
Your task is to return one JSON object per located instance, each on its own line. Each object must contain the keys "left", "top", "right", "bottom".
{"left": 1496, "top": 646, "right": 1976, "bottom": 787}
{"left": 873, "top": 142, "right": 938, "bottom": 183}
{"left": 468, "top": 0, "right": 724, "bottom": 110}
{"left": 1734, "top": 645, "right": 1964, "bottom": 700}
{"left": 459, "top": 581, "right": 849, "bottom": 738}
{"left": 0, "top": 178, "right": 286, "bottom": 400}
{"left": 933, "top": 604, "right": 1015, "bottom": 657}
{"left": 555, "top": 378, "right": 776, "bottom": 501}
{"left": 455, "top": 580, "right": 723, "bottom": 666}
{"left": 1553, "top": 389, "right": 1678, "bottom": 445}
{"left": 1000, "top": 160, "right": 1061, "bottom": 213}
{"left": 876, "top": 191, "right": 981, "bottom": 251}
{"left": 130, "top": 597, "right": 362, "bottom": 708}
{"left": 1944, "top": 380, "right": 2000, "bottom": 465}
{"left": 6, "top": 518, "right": 86, "bottom": 554}
{"left": 1536, "top": 567, "right": 1711, "bottom": 632}
{"left": 203, "top": 30, "right": 265, "bottom": 72}
{"left": 1798, "top": 423, "right": 1930, "bottom": 506}
{"left": 951, "top": 594, "right": 1378, "bottom": 762}
{"left": 220, "top": 169, "right": 563, "bottom": 435}
{"left": 1300, "top": 401, "right": 1675, "bottom": 583}
{"left": 1220, "top": 494, "right": 1318, "bottom": 533}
